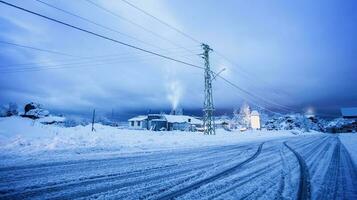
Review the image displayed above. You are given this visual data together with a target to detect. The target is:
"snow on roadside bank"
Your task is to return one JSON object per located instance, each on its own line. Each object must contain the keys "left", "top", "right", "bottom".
{"left": 0, "top": 116, "right": 322, "bottom": 165}
{"left": 339, "top": 133, "right": 357, "bottom": 166}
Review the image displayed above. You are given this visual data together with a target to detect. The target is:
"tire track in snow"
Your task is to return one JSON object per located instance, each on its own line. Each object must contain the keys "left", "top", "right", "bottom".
{"left": 200, "top": 138, "right": 319, "bottom": 200}
{"left": 0, "top": 145, "right": 248, "bottom": 195}
{"left": 274, "top": 143, "right": 290, "bottom": 200}
{"left": 284, "top": 142, "right": 311, "bottom": 200}
{"left": 316, "top": 138, "right": 340, "bottom": 200}
{"left": 65, "top": 147, "right": 254, "bottom": 200}
{"left": 0, "top": 145, "right": 253, "bottom": 199}
{"left": 156, "top": 142, "right": 264, "bottom": 200}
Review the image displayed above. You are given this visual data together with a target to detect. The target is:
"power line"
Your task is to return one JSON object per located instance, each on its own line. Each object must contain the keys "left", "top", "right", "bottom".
{"left": 0, "top": 47, "right": 200, "bottom": 69}
{"left": 1, "top": 52, "right": 196, "bottom": 73}
{"left": 0, "top": 1, "right": 300, "bottom": 114}
{"left": 0, "top": 51, "right": 199, "bottom": 73}
{"left": 0, "top": 0, "right": 204, "bottom": 71}
{"left": 215, "top": 74, "right": 290, "bottom": 115}
{"left": 33, "top": 0, "right": 203, "bottom": 65}
{"left": 33, "top": 0, "right": 178, "bottom": 52}
{"left": 212, "top": 50, "right": 295, "bottom": 107}
{"left": 216, "top": 74, "right": 295, "bottom": 112}
{"left": 120, "top": 0, "right": 201, "bottom": 44}
{"left": 120, "top": 0, "right": 285, "bottom": 98}
{"left": 117, "top": 0, "right": 297, "bottom": 113}
{"left": 0, "top": 40, "right": 79, "bottom": 57}
{"left": 84, "top": 0, "right": 199, "bottom": 55}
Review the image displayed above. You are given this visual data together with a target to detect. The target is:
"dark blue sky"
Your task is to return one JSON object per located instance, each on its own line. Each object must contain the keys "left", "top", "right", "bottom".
{"left": 0, "top": 0, "right": 356, "bottom": 117}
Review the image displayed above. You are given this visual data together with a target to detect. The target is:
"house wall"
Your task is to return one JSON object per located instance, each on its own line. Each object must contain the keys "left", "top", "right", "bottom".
{"left": 128, "top": 120, "right": 147, "bottom": 129}
{"left": 150, "top": 120, "right": 167, "bottom": 131}
{"left": 171, "top": 122, "right": 192, "bottom": 131}
{"left": 251, "top": 116, "right": 261, "bottom": 129}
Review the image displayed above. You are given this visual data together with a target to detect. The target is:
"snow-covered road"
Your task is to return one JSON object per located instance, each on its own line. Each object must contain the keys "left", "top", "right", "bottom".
{"left": 0, "top": 135, "right": 356, "bottom": 200}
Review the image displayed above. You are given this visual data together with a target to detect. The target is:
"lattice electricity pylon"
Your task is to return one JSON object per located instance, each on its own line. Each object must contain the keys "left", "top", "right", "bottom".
{"left": 201, "top": 43, "right": 215, "bottom": 135}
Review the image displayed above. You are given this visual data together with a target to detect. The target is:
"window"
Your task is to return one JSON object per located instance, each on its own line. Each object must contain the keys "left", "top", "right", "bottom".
{"left": 131, "top": 121, "right": 134, "bottom": 126}
{"left": 137, "top": 121, "right": 141, "bottom": 126}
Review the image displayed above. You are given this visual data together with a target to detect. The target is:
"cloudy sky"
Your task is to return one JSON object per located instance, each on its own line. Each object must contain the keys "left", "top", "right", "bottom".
{"left": 0, "top": 0, "right": 356, "bottom": 118}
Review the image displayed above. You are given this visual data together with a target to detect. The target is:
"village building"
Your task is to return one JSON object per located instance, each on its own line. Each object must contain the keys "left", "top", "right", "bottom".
{"left": 128, "top": 115, "right": 148, "bottom": 129}
{"left": 341, "top": 107, "right": 357, "bottom": 119}
{"left": 250, "top": 110, "right": 261, "bottom": 129}
{"left": 128, "top": 114, "right": 202, "bottom": 131}
{"left": 215, "top": 118, "right": 230, "bottom": 130}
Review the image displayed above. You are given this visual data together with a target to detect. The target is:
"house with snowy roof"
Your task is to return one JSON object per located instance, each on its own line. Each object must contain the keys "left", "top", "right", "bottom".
{"left": 341, "top": 107, "right": 357, "bottom": 119}
{"left": 128, "top": 115, "right": 148, "bottom": 129}
{"left": 128, "top": 114, "right": 162, "bottom": 129}
{"left": 128, "top": 114, "right": 202, "bottom": 131}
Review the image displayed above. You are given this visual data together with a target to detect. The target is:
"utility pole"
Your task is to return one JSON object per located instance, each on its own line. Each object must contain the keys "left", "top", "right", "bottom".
{"left": 91, "top": 109, "right": 96, "bottom": 132}
{"left": 201, "top": 43, "right": 215, "bottom": 135}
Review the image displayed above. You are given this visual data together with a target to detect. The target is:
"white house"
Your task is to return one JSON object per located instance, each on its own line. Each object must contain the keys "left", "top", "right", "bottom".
{"left": 128, "top": 114, "right": 202, "bottom": 131}
{"left": 128, "top": 115, "right": 148, "bottom": 129}
{"left": 250, "top": 110, "right": 261, "bottom": 129}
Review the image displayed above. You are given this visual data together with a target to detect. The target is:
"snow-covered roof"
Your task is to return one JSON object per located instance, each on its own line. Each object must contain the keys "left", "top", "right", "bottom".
{"left": 128, "top": 115, "right": 147, "bottom": 121}
{"left": 341, "top": 107, "right": 357, "bottom": 117}
{"left": 251, "top": 110, "right": 259, "bottom": 116}
{"left": 163, "top": 115, "right": 202, "bottom": 124}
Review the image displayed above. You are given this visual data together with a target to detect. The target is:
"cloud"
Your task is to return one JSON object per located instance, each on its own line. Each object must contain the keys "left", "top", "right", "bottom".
{"left": 0, "top": 0, "right": 356, "bottom": 116}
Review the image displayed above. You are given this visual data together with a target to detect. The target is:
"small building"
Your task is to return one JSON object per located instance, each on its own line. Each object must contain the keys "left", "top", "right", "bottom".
{"left": 341, "top": 107, "right": 357, "bottom": 119}
{"left": 250, "top": 110, "right": 261, "bottom": 129}
{"left": 215, "top": 119, "right": 230, "bottom": 130}
{"left": 128, "top": 114, "right": 202, "bottom": 131}
{"left": 128, "top": 115, "right": 148, "bottom": 129}
{"left": 163, "top": 114, "right": 202, "bottom": 131}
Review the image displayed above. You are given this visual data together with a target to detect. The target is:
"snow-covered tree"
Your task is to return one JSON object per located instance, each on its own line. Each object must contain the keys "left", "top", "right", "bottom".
{"left": 239, "top": 102, "right": 251, "bottom": 128}
{"left": 296, "top": 114, "right": 310, "bottom": 132}
{"left": 231, "top": 108, "right": 240, "bottom": 129}
{"left": 231, "top": 102, "right": 251, "bottom": 129}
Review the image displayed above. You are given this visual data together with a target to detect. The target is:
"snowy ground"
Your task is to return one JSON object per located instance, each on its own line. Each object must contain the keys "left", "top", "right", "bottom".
{"left": 339, "top": 133, "right": 357, "bottom": 166}
{"left": 0, "top": 116, "right": 356, "bottom": 199}
{"left": 0, "top": 116, "right": 321, "bottom": 166}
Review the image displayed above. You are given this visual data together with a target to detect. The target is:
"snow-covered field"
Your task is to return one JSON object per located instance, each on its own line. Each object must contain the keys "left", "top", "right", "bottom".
{"left": 0, "top": 116, "right": 321, "bottom": 165}
{"left": 1, "top": 116, "right": 357, "bottom": 199}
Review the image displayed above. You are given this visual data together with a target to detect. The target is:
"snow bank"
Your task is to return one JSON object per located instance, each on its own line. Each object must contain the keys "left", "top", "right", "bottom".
{"left": 339, "top": 133, "right": 357, "bottom": 166}
{"left": 0, "top": 116, "right": 322, "bottom": 165}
